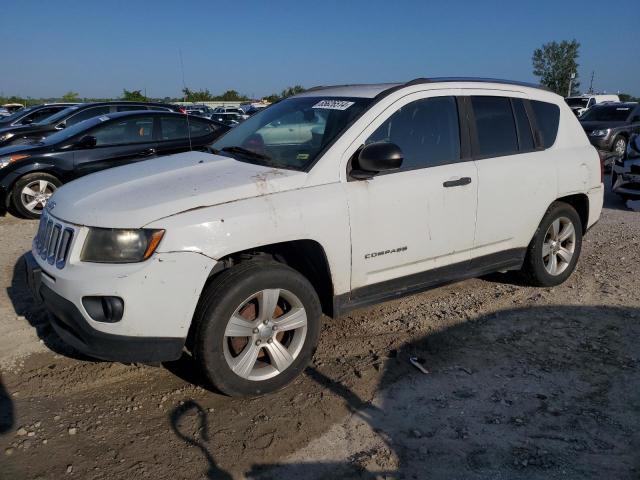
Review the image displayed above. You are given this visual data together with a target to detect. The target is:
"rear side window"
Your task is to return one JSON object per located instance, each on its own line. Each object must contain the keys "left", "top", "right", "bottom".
{"left": 366, "top": 96, "right": 460, "bottom": 170}
{"left": 471, "top": 96, "right": 518, "bottom": 157}
{"left": 189, "top": 118, "right": 216, "bottom": 137}
{"left": 160, "top": 116, "right": 189, "bottom": 140}
{"left": 512, "top": 99, "right": 535, "bottom": 152}
{"left": 530, "top": 100, "right": 560, "bottom": 148}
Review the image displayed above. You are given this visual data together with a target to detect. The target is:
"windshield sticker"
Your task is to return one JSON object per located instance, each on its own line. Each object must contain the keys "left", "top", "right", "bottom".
{"left": 312, "top": 100, "right": 355, "bottom": 111}
{"left": 98, "top": 116, "right": 110, "bottom": 122}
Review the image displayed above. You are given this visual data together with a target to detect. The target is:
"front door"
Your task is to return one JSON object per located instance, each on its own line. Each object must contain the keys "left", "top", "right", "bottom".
{"left": 346, "top": 94, "right": 478, "bottom": 291}
{"left": 73, "top": 115, "right": 157, "bottom": 177}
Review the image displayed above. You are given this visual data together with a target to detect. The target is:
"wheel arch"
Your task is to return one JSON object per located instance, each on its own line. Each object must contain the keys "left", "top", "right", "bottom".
{"left": 555, "top": 193, "right": 589, "bottom": 234}
{"left": 5, "top": 168, "right": 63, "bottom": 210}
{"left": 205, "top": 239, "right": 336, "bottom": 318}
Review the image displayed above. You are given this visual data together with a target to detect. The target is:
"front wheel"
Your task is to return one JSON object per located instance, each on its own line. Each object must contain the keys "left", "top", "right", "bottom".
{"left": 521, "top": 202, "right": 583, "bottom": 287}
{"left": 612, "top": 135, "right": 627, "bottom": 156}
{"left": 191, "top": 260, "right": 322, "bottom": 397}
{"left": 12, "top": 173, "right": 62, "bottom": 219}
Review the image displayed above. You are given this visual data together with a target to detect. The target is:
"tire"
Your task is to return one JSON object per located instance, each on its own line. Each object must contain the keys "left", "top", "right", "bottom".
{"left": 521, "top": 202, "right": 583, "bottom": 287}
{"left": 191, "top": 259, "right": 322, "bottom": 397}
{"left": 11, "top": 173, "right": 62, "bottom": 219}
{"left": 612, "top": 135, "right": 627, "bottom": 156}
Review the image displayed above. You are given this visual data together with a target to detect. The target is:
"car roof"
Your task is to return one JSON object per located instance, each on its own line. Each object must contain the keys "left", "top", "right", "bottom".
{"left": 295, "top": 77, "right": 551, "bottom": 99}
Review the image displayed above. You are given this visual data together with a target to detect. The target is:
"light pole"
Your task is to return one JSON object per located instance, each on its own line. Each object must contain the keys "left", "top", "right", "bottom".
{"left": 568, "top": 72, "right": 576, "bottom": 97}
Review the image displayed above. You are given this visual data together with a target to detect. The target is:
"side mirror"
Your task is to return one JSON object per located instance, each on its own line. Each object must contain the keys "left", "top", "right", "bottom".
{"left": 75, "top": 135, "right": 97, "bottom": 148}
{"left": 351, "top": 142, "right": 403, "bottom": 179}
{"left": 55, "top": 123, "right": 66, "bottom": 130}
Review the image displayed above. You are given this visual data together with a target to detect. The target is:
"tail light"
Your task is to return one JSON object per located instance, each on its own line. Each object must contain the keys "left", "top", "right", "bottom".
{"left": 178, "top": 107, "right": 187, "bottom": 114}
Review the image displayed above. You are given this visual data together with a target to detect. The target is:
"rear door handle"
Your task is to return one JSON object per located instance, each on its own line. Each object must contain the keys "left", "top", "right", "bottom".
{"left": 443, "top": 177, "right": 472, "bottom": 188}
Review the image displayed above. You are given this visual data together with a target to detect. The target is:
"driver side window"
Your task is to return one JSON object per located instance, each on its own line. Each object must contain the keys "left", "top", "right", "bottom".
{"left": 365, "top": 96, "right": 461, "bottom": 171}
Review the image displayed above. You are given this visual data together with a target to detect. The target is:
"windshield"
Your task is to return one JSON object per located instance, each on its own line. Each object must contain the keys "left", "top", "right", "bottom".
{"left": 566, "top": 98, "right": 589, "bottom": 108}
{"left": 581, "top": 105, "right": 632, "bottom": 122}
{"left": 37, "top": 117, "right": 102, "bottom": 145}
{"left": 210, "top": 96, "right": 372, "bottom": 170}
{"left": 35, "top": 105, "right": 81, "bottom": 125}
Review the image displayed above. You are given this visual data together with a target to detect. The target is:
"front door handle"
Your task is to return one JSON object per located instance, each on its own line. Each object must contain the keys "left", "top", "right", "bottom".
{"left": 138, "top": 148, "right": 156, "bottom": 156}
{"left": 443, "top": 177, "right": 472, "bottom": 188}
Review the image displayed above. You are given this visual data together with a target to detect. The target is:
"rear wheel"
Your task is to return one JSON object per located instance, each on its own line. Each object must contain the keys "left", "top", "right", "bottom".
{"left": 191, "top": 260, "right": 322, "bottom": 397}
{"left": 12, "top": 173, "right": 61, "bottom": 219}
{"left": 521, "top": 202, "right": 583, "bottom": 287}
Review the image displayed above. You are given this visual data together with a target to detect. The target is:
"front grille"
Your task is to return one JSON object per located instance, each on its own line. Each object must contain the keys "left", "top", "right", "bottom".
{"left": 34, "top": 212, "right": 74, "bottom": 269}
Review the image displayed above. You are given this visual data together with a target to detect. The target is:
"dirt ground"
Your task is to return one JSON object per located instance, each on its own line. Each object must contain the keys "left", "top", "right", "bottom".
{"left": 1, "top": 180, "right": 639, "bottom": 480}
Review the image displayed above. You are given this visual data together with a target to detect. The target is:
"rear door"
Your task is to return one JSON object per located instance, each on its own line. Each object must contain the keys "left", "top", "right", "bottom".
{"left": 73, "top": 115, "right": 158, "bottom": 177}
{"left": 469, "top": 94, "right": 558, "bottom": 261}
{"left": 156, "top": 115, "right": 223, "bottom": 155}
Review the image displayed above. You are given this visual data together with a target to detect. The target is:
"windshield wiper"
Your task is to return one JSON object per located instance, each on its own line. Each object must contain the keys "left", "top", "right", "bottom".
{"left": 221, "top": 146, "right": 271, "bottom": 161}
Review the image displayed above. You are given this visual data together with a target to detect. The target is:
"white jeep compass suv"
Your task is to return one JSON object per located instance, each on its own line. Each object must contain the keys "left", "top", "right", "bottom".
{"left": 26, "top": 78, "right": 604, "bottom": 397}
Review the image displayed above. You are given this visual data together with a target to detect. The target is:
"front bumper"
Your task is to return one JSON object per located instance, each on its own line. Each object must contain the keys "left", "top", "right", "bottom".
{"left": 612, "top": 162, "right": 640, "bottom": 197}
{"left": 25, "top": 237, "right": 216, "bottom": 362}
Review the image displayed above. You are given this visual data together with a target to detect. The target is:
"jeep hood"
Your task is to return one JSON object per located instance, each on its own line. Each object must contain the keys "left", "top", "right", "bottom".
{"left": 50, "top": 151, "right": 308, "bottom": 227}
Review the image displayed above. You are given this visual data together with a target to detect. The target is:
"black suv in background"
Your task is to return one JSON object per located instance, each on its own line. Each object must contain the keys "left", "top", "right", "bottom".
{"left": 0, "top": 111, "right": 229, "bottom": 218}
{"left": 0, "top": 101, "right": 182, "bottom": 147}
{"left": 0, "top": 103, "right": 78, "bottom": 129}
{"left": 580, "top": 103, "right": 640, "bottom": 158}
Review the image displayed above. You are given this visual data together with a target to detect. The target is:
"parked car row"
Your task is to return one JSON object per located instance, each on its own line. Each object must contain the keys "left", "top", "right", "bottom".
{"left": 0, "top": 107, "right": 229, "bottom": 218}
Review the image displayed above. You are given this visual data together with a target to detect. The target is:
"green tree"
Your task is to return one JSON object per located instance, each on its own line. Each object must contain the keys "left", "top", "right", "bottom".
{"left": 182, "top": 87, "right": 213, "bottom": 102}
{"left": 61, "top": 91, "right": 80, "bottom": 102}
{"left": 619, "top": 93, "right": 639, "bottom": 102}
{"left": 532, "top": 40, "right": 581, "bottom": 96}
{"left": 122, "top": 89, "right": 148, "bottom": 102}
{"left": 263, "top": 85, "right": 305, "bottom": 103}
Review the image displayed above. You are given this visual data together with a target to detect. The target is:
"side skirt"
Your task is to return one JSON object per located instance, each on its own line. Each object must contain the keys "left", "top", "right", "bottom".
{"left": 333, "top": 248, "right": 526, "bottom": 317}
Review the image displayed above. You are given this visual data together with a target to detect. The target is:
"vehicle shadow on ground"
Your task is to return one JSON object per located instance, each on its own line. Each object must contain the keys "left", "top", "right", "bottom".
{"left": 238, "top": 304, "right": 640, "bottom": 479}
{"left": 0, "top": 377, "right": 14, "bottom": 435}
{"left": 7, "top": 253, "right": 94, "bottom": 360}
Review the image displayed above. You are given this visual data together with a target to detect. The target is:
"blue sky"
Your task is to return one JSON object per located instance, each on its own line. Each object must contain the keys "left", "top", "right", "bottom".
{"left": 2, "top": 0, "right": 638, "bottom": 99}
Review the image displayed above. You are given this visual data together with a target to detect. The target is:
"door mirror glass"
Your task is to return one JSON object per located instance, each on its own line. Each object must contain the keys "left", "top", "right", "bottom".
{"left": 75, "top": 135, "right": 97, "bottom": 148}
{"left": 352, "top": 142, "right": 403, "bottom": 179}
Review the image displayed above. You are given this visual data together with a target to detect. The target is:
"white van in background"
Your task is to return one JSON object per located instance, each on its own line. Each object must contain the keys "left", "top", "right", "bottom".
{"left": 566, "top": 94, "right": 620, "bottom": 117}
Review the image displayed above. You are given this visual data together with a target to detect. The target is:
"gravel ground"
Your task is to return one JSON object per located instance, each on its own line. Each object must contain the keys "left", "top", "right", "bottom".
{"left": 1, "top": 180, "right": 639, "bottom": 480}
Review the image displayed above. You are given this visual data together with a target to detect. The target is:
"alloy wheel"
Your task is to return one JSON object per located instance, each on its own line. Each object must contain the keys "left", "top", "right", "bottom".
{"left": 542, "top": 216, "right": 576, "bottom": 276}
{"left": 20, "top": 179, "right": 56, "bottom": 214}
{"left": 223, "top": 288, "right": 307, "bottom": 381}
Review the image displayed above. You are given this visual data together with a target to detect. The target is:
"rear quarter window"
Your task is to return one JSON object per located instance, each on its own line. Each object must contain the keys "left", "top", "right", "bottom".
{"left": 530, "top": 100, "right": 560, "bottom": 148}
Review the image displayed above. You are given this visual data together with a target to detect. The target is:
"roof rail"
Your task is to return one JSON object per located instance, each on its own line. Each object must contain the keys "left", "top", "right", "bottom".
{"left": 403, "top": 77, "right": 550, "bottom": 91}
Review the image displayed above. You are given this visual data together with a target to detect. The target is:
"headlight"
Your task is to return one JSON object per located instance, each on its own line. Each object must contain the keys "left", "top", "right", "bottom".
{"left": 590, "top": 129, "right": 610, "bottom": 137}
{"left": 0, "top": 132, "right": 15, "bottom": 142}
{"left": 81, "top": 228, "right": 165, "bottom": 263}
{"left": 0, "top": 153, "right": 29, "bottom": 169}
